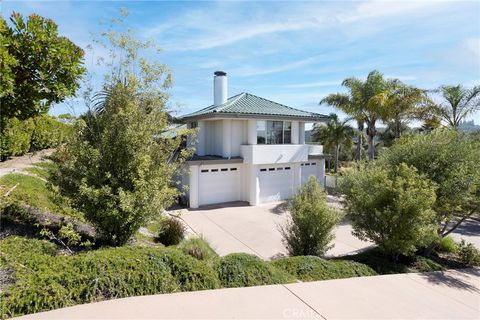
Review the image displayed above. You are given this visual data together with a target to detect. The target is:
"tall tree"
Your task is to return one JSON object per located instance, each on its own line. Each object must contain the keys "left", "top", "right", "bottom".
{"left": 380, "top": 83, "right": 428, "bottom": 139}
{"left": 429, "top": 85, "right": 480, "bottom": 128}
{"left": 50, "top": 10, "right": 193, "bottom": 245}
{"left": 321, "top": 70, "right": 390, "bottom": 160}
{"left": 312, "top": 113, "right": 354, "bottom": 173}
{"left": 320, "top": 94, "right": 365, "bottom": 161}
{"left": 0, "top": 12, "right": 86, "bottom": 122}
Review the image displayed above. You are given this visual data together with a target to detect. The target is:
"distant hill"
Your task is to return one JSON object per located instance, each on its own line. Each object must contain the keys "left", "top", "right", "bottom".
{"left": 458, "top": 120, "right": 480, "bottom": 133}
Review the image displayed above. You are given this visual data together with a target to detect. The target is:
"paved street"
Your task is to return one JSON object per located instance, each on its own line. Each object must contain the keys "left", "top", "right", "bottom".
{"left": 18, "top": 268, "right": 480, "bottom": 319}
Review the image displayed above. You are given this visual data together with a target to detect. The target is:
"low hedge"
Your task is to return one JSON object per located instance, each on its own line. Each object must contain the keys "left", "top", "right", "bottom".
{"left": 0, "top": 115, "right": 74, "bottom": 160}
{"left": 215, "top": 253, "right": 295, "bottom": 288}
{"left": 271, "top": 256, "right": 377, "bottom": 281}
{"left": 0, "top": 237, "right": 219, "bottom": 318}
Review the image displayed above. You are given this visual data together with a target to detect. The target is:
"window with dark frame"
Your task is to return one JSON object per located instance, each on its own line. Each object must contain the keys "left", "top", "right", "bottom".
{"left": 257, "top": 120, "right": 292, "bottom": 145}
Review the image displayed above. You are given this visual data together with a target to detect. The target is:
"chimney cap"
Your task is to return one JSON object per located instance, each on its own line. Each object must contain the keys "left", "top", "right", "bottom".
{"left": 214, "top": 71, "right": 227, "bottom": 76}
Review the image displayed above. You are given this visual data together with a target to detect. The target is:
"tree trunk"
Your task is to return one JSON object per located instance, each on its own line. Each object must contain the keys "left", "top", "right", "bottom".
{"left": 395, "top": 119, "right": 401, "bottom": 140}
{"left": 356, "top": 121, "right": 364, "bottom": 161}
{"left": 334, "top": 144, "right": 340, "bottom": 173}
{"left": 367, "top": 135, "right": 375, "bottom": 160}
{"left": 366, "top": 123, "right": 376, "bottom": 160}
{"left": 356, "top": 134, "right": 362, "bottom": 161}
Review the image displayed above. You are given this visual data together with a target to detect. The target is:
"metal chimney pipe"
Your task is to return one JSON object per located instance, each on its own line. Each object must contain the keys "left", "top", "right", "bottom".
{"left": 214, "top": 71, "right": 227, "bottom": 106}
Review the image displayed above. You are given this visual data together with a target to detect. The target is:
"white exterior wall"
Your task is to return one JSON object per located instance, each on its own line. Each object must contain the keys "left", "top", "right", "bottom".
{"left": 299, "top": 122, "right": 305, "bottom": 144}
{"left": 240, "top": 144, "right": 309, "bottom": 165}
{"left": 231, "top": 120, "right": 247, "bottom": 157}
{"left": 222, "top": 119, "right": 232, "bottom": 158}
{"left": 291, "top": 121, "right": 299, "bottom": 144}
{"left": 247, "top": 119, "right": 257, "bottom": 145}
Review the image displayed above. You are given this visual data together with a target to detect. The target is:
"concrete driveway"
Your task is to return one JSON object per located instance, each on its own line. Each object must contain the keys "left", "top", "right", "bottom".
{"left": 180, "top": 201, "right": 373, "bottom": 260}
{"left": 181, "top": 201, "right": 480, "bottom": 260}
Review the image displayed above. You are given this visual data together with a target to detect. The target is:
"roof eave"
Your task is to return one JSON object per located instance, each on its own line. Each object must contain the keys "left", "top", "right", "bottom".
{"left": 179, "top": 112, "right": 330, "bottom": 123}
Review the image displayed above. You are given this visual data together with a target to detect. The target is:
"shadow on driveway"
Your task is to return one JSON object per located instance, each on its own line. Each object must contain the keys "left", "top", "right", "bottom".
{"left": 419, "top": 268, "right": 480, "bottom": 292}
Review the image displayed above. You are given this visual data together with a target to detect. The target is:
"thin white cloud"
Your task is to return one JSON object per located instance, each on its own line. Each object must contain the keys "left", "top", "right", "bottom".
{"left": 230, "top": 56, "right": 319, "bottom": 77}
{"left": 282, "top": 80, "right": 343, "bottom": 88}
{"left": 162, "top": 20, "right": 320, "bottom": 51}
{"left": 342, "top": 0, "right": 442, "bottom": 23}
{"left": 144, "top": 0, "right": 453, "bottom": 52}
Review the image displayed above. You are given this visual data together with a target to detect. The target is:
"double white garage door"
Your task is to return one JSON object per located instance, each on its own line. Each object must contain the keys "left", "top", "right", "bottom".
{"left": 197, "top": 162, "right": 319, "bottom": 206}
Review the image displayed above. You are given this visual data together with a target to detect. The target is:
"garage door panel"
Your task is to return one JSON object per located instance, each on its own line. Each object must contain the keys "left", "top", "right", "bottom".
{"left": 199, "top": 167, "right": 241, "bottom": 206}
{"left": 259, "top": 165, "right": 293, "bottom": 203}
{"left": 301, "top": 162, "right": 318, "bottom": 185}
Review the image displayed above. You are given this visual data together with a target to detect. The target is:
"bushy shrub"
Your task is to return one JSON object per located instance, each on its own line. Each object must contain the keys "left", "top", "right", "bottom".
{"left": 157, "top": 217, "right": 186, "bottom": 246}
{"left": 0, "top": 117, "right": 34, "bottom": 159}
{"left": 438, "top": 236, "right": 457, "bottom": 253}
{"left": 457, "top": 240, "right": 480, "bottom": 266}
{"left": 30, "top": 115, "right": 73, "bottom": 150}
{"left": 281, "top": 176, "right": 341, "bottom": 256}
{"left": 0, "top": 116, "right": 73, "bottom": 160}
{"left": 179, "top": 237, "right": 218, "bottom": 261}
{"left": 0, "top": 237, "right": 221, "bottom": 318}
{"left": 271, "top": 256, "right": 376, "bottom": 281}
{"left": 376, "top": 129, "right": 480, "bottom": 240}
{"left": 216, "top": 253, "right": 294, "bottom": 288}
{"left": 341, "top": 163, "right": 437, "bottom": 258}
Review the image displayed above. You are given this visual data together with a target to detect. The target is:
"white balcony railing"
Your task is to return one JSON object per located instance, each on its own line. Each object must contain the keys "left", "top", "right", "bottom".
{"left": 307, "top": 144, "right": 323, "bottom": 156}
{"left": 240, "top": 144, "right": 323, "bottom": 164}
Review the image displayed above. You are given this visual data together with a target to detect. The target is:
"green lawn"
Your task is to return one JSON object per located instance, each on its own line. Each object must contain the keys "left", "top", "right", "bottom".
{"left": 0, "top": 170, "right": 83, "bottom": 220}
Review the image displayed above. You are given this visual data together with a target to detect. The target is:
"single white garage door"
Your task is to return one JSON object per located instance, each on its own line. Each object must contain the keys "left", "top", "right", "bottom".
{"left": 259, "top": 165, "right": 294, "bottom": 203}
{"left": 301, "top": 162, "right": 318, "bottom": 185}
{"left": 198, "top": 166, "right": 241, "bottom": 206}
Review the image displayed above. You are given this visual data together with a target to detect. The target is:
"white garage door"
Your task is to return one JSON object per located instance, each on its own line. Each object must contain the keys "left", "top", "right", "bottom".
{"left": 259, "top": 165, "right": 294, "bottom": 203}
{"left": 199, "top": 166, "right": 241, "bottom": 206}
{"left": 301, "top": 162, "right": 318, "bottom": 185}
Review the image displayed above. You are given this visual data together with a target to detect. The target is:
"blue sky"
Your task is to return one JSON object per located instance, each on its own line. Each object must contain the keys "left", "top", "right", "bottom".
{"left": 2, "top": 0, "right": 480, "bottom": 125}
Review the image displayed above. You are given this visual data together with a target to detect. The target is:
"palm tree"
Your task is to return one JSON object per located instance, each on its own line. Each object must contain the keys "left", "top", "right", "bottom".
{"left": 429, "top": 85, "right": 480, "bottom": 128}
{"left": 321, "top": 70, "right": 390, "bottom": 160}
{"left": 312, "top": 113, "right": 354, "bottom": 173}
{"left": 380, "top": 83, "right": 428, "bottom": 139}
{"left": 320, "top": 94, "right": 365, "bottom": 161}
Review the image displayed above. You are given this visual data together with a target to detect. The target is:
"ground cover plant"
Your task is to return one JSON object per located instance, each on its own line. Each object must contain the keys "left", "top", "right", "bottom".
{"left": 0, "top": 235, "right": 387, "bottom": 318}
{"left": 271, "top": 256, "right": 377, "bottom": 281}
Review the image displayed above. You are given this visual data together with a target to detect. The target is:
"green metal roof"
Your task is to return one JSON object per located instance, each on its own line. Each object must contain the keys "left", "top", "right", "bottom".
{"left": 180, "top": 92, "right": 329, "bottom": 121}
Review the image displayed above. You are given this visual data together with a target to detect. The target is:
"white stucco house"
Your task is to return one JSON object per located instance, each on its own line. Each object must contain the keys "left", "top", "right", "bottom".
{"left": 180, "top": 71, "right": 329, "bottom": 209}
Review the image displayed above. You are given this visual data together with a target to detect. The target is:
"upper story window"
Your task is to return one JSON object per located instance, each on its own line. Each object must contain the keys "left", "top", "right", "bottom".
{"left": 190, "top": 121, "right": 198, "bottom": 129}
{"left": 257, "top": 120, "right": 292, "bottom": 144}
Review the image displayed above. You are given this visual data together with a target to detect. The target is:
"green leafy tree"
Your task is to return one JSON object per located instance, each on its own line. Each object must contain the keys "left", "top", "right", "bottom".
{"left": 428, "top": 85, "right": 480, "bottom": 128}
{"left": 50, "top": 11, "right": 193, "bottom": 245}
{"left": 376, "top": 129, "right": 480, "bottom": 245}
{"left": 0, "top": 12, "right": 85, "bottom": 122}
{"left": 321, "top": 71, "right": 392, "bottom": 160}
{"left": 379, "top": 83, "right": 428, "bottom": 139}
{"left": 312, "top": 113, "right": 354, "bottom": 173}
{"left": 281, "top": 177, "right": 341, "bottom": 256}
{"left": 341, "top": 163, "right": 437, "bottom": 258}
{"left": 320, "top": 92, "right": 365, "bottom": 161}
